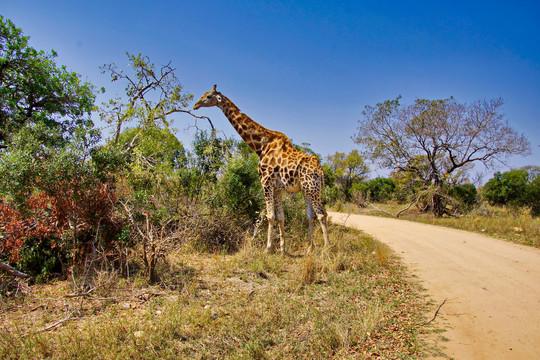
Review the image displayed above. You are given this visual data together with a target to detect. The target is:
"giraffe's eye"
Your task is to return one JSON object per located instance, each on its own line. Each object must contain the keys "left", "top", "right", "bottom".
{"left": 207, "top": 95, "right": 212, "bottom": 100}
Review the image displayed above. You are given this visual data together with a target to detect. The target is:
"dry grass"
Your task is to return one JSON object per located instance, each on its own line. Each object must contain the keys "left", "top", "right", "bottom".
{"left": 0, "top": 225, "right": 442, "bottom": 359}
{"left": 338, "top": 201, "right": 540, "bottom": 248}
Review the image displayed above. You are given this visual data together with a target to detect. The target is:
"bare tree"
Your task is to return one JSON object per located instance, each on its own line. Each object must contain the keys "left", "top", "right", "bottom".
{"left": 99, "top": 52, "right": 213, "bottom": 144}
{"left": 355, "top": 96, "right": 530, "bottom": 216}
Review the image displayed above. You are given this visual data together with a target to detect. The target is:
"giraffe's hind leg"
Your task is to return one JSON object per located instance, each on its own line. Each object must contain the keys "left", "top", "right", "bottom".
{"left": 317, "top": 207, "right": 330, "bottom": 248}
{"left": 304, "top": 197, "right": 316, "bottom": 253}
{"left": 303, "top": 180, "right": 330, "bottom": 249}
{"left": 311, "top": 198, "right": 330, "bottom": 248}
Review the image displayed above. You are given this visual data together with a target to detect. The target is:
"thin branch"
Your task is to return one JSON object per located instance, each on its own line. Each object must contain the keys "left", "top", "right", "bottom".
{"left": 37, "top": 313, "right": 80, "bottom": 333}
{"left": 424, "top": 299, "right": 447, "bottom": 325}
{"left": 366, "top": 202, "right": 398, "bottom": 217}
{"left": 64, "top": 287, "right": 96, "bottom": 298}
{"left": 250, "top": 210, "right": 266, "bottom": 243}
{"left": 177, "top": 109, "right": 215, "bottom": 130}
{"left": 396, "top": 196, "right": 420, "bottom": 217}
{"left": 340, "top": 213, "right": 351, "bottom": 226}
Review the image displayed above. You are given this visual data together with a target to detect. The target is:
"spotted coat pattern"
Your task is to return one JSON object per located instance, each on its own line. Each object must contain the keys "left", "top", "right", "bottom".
{"left": 194, "top": 85, "right": 330, "bottom": 253}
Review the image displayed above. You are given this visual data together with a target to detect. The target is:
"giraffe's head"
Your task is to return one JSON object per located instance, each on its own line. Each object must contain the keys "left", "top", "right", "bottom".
{"left": 193, "top": 84, "right": 223, "bottom": 110}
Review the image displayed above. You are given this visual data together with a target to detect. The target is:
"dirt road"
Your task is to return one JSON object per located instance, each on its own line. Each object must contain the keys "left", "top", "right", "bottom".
{"left": 328, "top": 212, "right": 540, "bottom": 360}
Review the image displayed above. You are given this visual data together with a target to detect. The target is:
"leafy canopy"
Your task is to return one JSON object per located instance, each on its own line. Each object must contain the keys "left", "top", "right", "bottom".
{"left": 325, "top": 150, "right": 369, "bottom": 199}
{"left": 0, "top": 16, "right": 95, "bottom": 150}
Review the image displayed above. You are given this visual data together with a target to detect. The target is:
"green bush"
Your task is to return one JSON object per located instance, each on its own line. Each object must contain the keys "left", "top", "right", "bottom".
{"left": 17, "top": 238, "right": 63, "bottom": 282}
{"left": 353, "top": 177, "right": 396, "bottom": 203}
{"left": 216, "top": 148, "right": 264, "bottom": 223}
{"left": 526, "top": 177, "right": 540, "bottom": 216}
{"left": 484, "top": 170, "right": 529, "bottom": 206}
{"left": 450, "top": 183, "right": 477, "bottom": 210}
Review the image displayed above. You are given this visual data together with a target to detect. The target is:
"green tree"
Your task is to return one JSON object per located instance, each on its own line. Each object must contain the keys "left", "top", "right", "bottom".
{"left": 191, "top": 130, "right": 234, "bottom": 179}
{"left": 116, "top": 125, "right": 187, "bottom": 192}
{"left": 483, "top": 170, "right": 529, "bottom": 207}
{"left": 325, "top": 150, "right": 369, "bottom": 199}
{"left": 356, "top": 96, "right": 530, "bottom": 216}
{"left": 483, "top": 168, "right": 539, "bottom": 216}
{"left": 0, "top": 16, "right": 94, "bottom": 150}
{"left": 449, "top": 183, "right": 478, "bottom": 211}
{"left": 526, "top": 177, "right": 540, "bottom": 216}
{"left": 354, "top": 177, "right": 396, "bottom": 203}
{"left": 0, "top": 18, "right": 120, "bottom": 278}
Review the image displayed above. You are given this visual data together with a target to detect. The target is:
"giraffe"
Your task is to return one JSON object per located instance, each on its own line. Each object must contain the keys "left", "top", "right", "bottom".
{"left": 193, "top": 84, "right": 330, "bottom": 254}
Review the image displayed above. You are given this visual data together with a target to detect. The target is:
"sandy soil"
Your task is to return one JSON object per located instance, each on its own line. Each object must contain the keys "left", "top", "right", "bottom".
{"left": 328, "top": 212, "right": 540, "bottom": 360}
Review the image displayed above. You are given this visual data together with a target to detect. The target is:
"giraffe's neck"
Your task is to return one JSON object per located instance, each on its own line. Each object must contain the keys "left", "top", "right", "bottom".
{"left": 217, "top": 95, "right": 273, "bottom": 156}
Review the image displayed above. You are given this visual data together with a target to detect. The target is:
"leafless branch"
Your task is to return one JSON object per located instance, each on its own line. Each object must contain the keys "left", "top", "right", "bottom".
{"left": 396, "top": 197, "right": 420, "bottom": 217}
{"left": 365, "top": 202, "right": 398, "bottom": 217}
{"left": 424, "top": 299, "right": 447, "bottom": 325}
{"left": 37, "top": 311, "right": 81, "bottom": 333}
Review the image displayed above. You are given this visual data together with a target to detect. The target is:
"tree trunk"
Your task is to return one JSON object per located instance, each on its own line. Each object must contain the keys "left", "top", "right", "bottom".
{"left": 432, "top": 193, "right": 445, "bottom": 217}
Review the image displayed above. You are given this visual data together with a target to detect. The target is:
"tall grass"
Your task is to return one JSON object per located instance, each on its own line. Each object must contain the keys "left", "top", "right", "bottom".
{"left": 414, "top": 205, "right": 540, "bottom": 247}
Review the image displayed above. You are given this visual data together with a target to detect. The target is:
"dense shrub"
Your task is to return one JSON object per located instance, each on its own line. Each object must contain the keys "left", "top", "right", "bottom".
{"left": 216, "top": 151, "right": 264, "bottom": 223}
{"left": 526, "top": 177, "right": 540, "bottom": 216}
{"left": 449, "top": 183, "right": 478, "bottom": 211}
{"left": 0, "top": 184, "right": 121, "bottom": 278}
{"left": 180, "top": 209, "right": 245, "bottom": 254}
{"left": 483, "top": 170, "right": 529, "bottom": 206}
{"left": 353, "top": 177, "right": 396, "bottom": 203}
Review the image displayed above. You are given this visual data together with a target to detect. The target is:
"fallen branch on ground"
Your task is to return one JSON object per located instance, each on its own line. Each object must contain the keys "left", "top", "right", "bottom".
{"left": 37, "top": 312, "right": 81, "bottom": 333}
{"left": 340, "top": 213, "right": 351, "bottom": 226}
{"left": 367, "top": 202, "right": 398, "bottom": 217}
{"left": 64, "top": 287, "right": 96, "bottom": 298}
{"left": 396, "top": 197, "right": 420, "bottom": 217}
{"left": 424, "top": 299, "right": 447, "bottom": 325}
{"left": 0, "top": 261, "right": 32, "bottom": 279}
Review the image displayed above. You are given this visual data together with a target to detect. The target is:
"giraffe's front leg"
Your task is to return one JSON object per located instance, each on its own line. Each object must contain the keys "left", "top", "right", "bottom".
{"left": 264, "top": 187, "right": 276, "bottom": 254}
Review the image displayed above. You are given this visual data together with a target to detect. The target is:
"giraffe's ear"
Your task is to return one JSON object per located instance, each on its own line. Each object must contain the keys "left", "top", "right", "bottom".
{"left": 215, "top": 94, "right": 223, "bottom": 102}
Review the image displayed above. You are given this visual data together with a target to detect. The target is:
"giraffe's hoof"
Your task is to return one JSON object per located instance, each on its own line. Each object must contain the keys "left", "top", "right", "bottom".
{"left": 265, "top": 247, "right": 274, "bottom": 254}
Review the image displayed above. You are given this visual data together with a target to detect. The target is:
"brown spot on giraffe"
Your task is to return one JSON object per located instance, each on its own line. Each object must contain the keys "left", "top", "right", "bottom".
{"left": 193, "top": 84, "right": 330, "bottom": 254}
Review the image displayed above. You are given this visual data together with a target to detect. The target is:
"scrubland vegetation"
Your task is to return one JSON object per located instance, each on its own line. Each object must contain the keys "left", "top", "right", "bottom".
{"left": 1, "top": 220, "right": 444, "bottom": 359}
{"left": 326, "top": 163, "right": 539, "bottom": 248}
{"left": 1, "top": 16, "right": 536, "bottom": 359}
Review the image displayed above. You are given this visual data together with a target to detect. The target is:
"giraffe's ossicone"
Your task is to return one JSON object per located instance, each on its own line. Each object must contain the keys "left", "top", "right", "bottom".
{"left": 194, "top": 84, "right": 330, "bottom": 254}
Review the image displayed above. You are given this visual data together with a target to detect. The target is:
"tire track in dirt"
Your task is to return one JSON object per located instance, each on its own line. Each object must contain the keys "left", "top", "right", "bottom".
{"left": 328, "top": 212, "right": 540, "bottom": 360}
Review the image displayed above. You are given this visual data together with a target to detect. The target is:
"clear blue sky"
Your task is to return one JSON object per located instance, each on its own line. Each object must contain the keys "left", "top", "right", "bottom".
{"left": 2, "top": 0, "right": 539, "bottom": 179}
